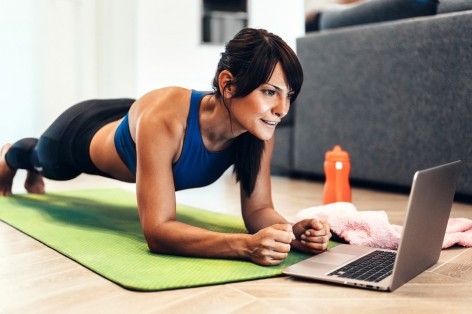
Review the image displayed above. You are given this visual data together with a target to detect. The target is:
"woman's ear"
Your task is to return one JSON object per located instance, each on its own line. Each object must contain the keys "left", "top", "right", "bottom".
{"left": 218, "top": 70, "right": 235, "bottom": 98}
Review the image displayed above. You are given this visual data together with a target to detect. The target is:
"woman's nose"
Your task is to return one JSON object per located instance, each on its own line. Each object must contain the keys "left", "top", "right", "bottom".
{"left": 273, "top": 98, "right": 289, "bottom": 119}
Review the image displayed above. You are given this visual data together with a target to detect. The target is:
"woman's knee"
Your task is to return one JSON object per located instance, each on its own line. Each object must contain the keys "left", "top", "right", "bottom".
{"left": 5, "top": 138, "right": 38, "bottom": 170}
{"left": 35, "top": 136, "right": 80, "bottom": 180}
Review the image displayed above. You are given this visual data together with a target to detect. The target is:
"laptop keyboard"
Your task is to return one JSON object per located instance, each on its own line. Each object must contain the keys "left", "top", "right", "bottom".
{"left": 327, "top": 250, "right": 396, "bottom": 283}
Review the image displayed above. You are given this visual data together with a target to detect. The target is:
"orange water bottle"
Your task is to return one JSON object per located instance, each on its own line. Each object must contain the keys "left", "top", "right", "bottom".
{"left": 323, "top": 145, "right": 351, "bottom": 204}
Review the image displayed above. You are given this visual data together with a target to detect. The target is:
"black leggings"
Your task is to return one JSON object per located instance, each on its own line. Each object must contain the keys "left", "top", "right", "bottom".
{"left": 5, "top": 98, "right": 135, "bottom": 180}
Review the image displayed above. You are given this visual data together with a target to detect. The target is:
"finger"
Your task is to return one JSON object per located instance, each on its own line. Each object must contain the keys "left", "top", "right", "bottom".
{"left": 297, "top": 219, "right": 325, "bottom": 231}
{"left": 323, "top": 222, "right": 332, "bottom": 237}
{"left": 296, "top": 219, "right": 318, "bottom": 229}
{"left": 272, "top": 241, "right": 291, "bottom": 253}
{"left": 259, "top": 249, "right": 289, "bottom": 263}
{"left": 271, "top": 224, "right": 296, "bottom": 241}
{"left": 301, "top": 234, "right": 330, "bottom": 244}
{"left": 303, "top": 228, "right": 327, "bottom": 237}
{"left": 301, "top": 240, "right": 329, "bottom": 252}
{"left": 309, "top": 219, "right": 325, "bottom": 230}
{"left": 263, "top": 254, "right": 288, "bottom": 265}
{"left": 258, "top": 230, "right": 292, "bottom": 249}
{"left": 270, "top": 250, "right": 289, "bottom": 261}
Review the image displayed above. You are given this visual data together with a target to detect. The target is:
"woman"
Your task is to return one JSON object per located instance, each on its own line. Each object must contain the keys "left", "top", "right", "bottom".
{"left": 0, "top": 28, "right": 331, "bottom": 266}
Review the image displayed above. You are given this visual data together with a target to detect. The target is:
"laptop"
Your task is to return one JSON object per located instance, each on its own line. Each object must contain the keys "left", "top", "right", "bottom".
{"left": 283, "top": 161, "right": 462, "bottom": 291}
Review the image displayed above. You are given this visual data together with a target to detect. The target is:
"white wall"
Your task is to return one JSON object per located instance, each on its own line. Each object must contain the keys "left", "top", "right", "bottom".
{"left": 135, "top": 0, "right": 222, "bottom": 95}
{"left": 35, "top": 0, "right": 97, "bottom": 132}
{"left": 0, "top": 0, "right": 39, "bottom": 143}
{"left": 248, "top": 0, "right": 305, "bottom": 50}
{"left": 136, "top": 0, "right": 305, "bottom": 95}
{"left": 0, "top": 0, "right": 136, "bottom": 144}
{"left": 1, "top": 0, "right": 304, "bottom": 145}
{"left": 96, "top": 0, "right": 136, "bottom": 98}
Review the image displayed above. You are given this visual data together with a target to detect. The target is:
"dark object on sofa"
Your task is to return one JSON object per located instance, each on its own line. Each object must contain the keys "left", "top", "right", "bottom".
{"left": 320, "top": 0, "right": 439, "bottom": 30}
{"left": 272, "top": 2, "right": 472, "bottom": 200}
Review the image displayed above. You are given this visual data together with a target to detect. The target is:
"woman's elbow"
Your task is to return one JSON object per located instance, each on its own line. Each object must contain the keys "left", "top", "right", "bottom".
{"left": 147, "top": 240, "right": 163, "bottom": 254}
{"left": 143, "top": 230, "right": 167, "bottom": 254}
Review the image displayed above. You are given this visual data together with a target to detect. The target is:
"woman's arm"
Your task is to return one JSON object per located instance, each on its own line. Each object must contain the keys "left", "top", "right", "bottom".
{"left": 134, "top": 91, "right": 243, "bottom": 257}
{"left": 240, "top": 137, "right": 290, "bottom": 232}
{"left": 241, "top": 137, "right": 331, "bottom": 256}
{"left": 132, "top": 89, "right": 292, "bottom": 265}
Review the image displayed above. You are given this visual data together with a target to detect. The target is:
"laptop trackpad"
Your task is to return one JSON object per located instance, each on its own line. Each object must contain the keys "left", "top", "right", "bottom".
{"left": 309, "top": 252, "right": 357, "bottom": 265}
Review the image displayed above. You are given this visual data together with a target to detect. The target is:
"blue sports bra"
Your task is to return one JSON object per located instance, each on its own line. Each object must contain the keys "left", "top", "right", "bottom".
{"left": 114, "top": 90, "right": 235, "bottom": 191}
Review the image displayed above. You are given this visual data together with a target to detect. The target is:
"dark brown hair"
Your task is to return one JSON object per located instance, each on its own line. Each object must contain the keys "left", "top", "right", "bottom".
{"left": 212, "top": 28, "right": 303, "bottom": 197}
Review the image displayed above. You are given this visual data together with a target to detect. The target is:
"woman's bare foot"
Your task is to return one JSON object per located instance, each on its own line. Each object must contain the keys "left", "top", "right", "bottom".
{"left": 25, "top": 170, "right": 45, "bottom": 194}
{"left": 0, "top": 143, "right": 17, "bottom": 196}
{"left": 1, "top": 143, "right": 46, "bottom": 196}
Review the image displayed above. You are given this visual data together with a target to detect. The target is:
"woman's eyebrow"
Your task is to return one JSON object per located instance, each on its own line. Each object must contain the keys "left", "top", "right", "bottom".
{"left": 266, "top": 83, "right": 293, "bottom": 94}
{"left": 266, "top": 83, "right": 289, "bottom": 92}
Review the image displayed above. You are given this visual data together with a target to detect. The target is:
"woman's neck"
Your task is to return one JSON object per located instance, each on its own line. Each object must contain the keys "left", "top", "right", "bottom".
{"left": 199, "top": 94, "right": 244, "bottom": 151}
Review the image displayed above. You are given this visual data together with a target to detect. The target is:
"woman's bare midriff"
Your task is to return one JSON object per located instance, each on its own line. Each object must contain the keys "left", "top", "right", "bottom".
{"left": 89, "top": 119, "right": 136, "bottom": 183}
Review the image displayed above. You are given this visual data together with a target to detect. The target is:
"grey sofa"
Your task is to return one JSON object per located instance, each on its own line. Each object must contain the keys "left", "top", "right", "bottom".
{"left": 272, "top": 0, "right": 472, "bottom": 201}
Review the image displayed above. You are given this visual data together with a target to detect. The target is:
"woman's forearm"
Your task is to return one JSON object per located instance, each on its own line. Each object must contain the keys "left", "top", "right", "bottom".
{"left": 144, "top": 220, "right": 252, "bottom": 260}
{"left": 242, "top": 206, "right": 289, "bottom": 234}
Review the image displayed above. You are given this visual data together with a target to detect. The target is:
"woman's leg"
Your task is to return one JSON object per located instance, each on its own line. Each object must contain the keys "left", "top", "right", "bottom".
{"left": 0, "top": 143, "right": 17, "bottom": 196}
{"left": 0, "top": 140, "right": 45, "bottom": 196}
{"left": 1, "top": 98, "right": 134, "bottom": 196}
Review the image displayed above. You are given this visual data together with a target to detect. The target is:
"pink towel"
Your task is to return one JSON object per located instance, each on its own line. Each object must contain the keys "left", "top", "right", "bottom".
{"left": 295, "top": 202, "right": 472, "bottom": 250}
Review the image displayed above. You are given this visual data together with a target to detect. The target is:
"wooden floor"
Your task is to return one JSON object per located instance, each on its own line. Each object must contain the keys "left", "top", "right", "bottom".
{"left": 2, "top": 170, "right": 472, "bottom": 313}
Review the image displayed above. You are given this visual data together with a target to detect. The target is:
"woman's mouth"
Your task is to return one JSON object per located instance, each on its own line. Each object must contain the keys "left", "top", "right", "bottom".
{"left": 261, "top": 119, "right": 278, "bottom": 127}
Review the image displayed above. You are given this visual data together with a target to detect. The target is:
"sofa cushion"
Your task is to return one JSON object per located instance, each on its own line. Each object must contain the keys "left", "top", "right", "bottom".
{"left": 438, "top": 0, "right": 472, "bottom": 14}
{"left": 294, "top": 11, "right": 472, "bottom": 197}
{"left": 320, "top": 0, "right": 439, "bottom": 30}
{"left": 272, "top": 125, "right": 293, "bottom": 172}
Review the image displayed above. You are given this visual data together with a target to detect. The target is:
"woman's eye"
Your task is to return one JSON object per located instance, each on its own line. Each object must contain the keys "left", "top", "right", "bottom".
{"left": 263, "top": 89, "right": 276, "bottom": 96}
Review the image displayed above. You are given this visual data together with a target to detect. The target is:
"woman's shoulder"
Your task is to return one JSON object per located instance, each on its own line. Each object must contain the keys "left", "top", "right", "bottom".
{"left": 137, "top": 86, "right": 191, "bottom": 108}
{"left": 131, "top": 87, "right": 191, "bottom": 118}
{"left": 130, "top": 87, "right": 192, "bottom": 140}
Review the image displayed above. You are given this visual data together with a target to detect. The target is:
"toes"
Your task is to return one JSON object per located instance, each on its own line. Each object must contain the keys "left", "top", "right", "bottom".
{"left": 1, "top": 143, "right": 16, "bottom": 196}
{"left": 0, "top": 189, "right": 13, "bottom": 197}
{"left": 25, "top": 171, "right": 45, "bottom": 194}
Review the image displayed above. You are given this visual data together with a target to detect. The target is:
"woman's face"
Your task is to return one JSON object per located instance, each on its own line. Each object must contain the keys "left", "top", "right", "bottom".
{"left": 230, "top": 62, "right": 293, "bottom": 141}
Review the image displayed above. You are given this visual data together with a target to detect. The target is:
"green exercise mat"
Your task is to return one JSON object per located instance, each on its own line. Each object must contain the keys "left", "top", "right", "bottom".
{"left": 0, "top": 188, "right": 335, "bottom": 291}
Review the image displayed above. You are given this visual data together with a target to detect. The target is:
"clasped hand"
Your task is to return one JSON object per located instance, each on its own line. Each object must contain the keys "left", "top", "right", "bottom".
{"left": 249, "top": 219, "right": 331, "bottom": 266}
